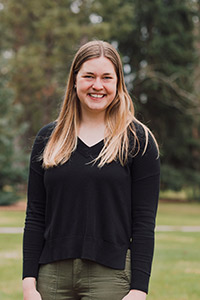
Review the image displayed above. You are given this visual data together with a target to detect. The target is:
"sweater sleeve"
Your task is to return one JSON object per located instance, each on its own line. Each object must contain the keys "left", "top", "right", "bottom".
{"left": 130, "top": 129, "right": 160, "bottom": 293}
{"left": 23, "top": 123, "right": 54, "bottom": 279}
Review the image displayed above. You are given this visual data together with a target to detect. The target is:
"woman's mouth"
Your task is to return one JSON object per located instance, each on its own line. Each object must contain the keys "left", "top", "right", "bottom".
{"left": 89, "top": 93, "right": 105, "bottom": 99}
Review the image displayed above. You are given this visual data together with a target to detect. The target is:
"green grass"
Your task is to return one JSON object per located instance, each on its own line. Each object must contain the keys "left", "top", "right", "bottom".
{"left": 156, "top": 202, "right": 200, "bottom": 226}
{"left": 159, "top": 188, "right": 200, "bottom": 202}
{"left": 149, "top": 232, "right": 200, "bottom": 300}
{"left": 0, "top": 211, "right": 25, "bottom": 227}
{"left": 0, "top": 202, "right": 200, "bottom": 299}
{"left": 0, "top": 234, "right": 23, "bottom": 300}
{"left": 159, "top": 189, "right": 188, "bottom": 200}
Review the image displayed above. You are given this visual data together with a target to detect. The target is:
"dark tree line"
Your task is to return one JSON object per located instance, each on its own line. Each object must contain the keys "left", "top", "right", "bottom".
{"left": 0, "top": 0, "right": 200, "bottom": 203}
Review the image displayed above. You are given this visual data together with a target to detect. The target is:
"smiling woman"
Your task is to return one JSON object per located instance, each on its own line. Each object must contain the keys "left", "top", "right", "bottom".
{"left": 22, "top": 40, "right": 160, "bottom": 300}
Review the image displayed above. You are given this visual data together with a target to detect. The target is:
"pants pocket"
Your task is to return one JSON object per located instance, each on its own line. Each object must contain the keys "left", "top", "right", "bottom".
{"left": 37, "top": 262, "right": 58, "bottom": 300}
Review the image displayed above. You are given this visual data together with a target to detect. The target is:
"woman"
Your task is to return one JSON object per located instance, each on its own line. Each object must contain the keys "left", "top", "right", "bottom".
{"left": 23, "top": 40, "right": 160, "bottom": 300}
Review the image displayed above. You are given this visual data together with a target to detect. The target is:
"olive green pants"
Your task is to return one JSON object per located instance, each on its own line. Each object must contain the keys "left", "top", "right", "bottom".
{"left": 37, "top": 250, "right": 131, "bottom": 300}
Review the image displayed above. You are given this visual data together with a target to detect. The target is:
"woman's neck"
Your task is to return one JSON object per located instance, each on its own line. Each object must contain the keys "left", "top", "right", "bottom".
{"left": 78, "top": 111, "right": 106, "bottom": 146}
{"left": 80, "top": 108, "right": 106, "bottom": 127}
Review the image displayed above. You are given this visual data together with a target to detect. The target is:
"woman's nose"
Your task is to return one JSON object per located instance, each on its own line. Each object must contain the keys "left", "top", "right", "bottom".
{"left": 92, "top": 77, "right": 103, "bottom": 90}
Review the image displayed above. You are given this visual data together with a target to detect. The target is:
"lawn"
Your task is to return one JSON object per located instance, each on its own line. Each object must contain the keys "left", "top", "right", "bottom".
{"left": 0, "top": 201, "right": 200, "bottom": 300}
{"left": 156, "top": 202, "right": 200, "bottom": 226}
{"left": 0, "top": 234, "right": 23, "bottom": 300}
{"left": 149, "top": 231, "right": 200, "bottom": 300}
{"left": 0, "top": 211, "right": 25, "bottom": 227}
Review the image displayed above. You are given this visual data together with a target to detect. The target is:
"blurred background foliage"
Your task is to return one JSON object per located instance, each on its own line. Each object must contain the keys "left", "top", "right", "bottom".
{"left": 0, "top": 0, "right": 200, "bottom": 204}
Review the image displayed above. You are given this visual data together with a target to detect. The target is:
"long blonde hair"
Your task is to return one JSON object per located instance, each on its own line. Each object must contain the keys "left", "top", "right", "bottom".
{"left": 43, "top": 40, "right": 157, "bottom": 168}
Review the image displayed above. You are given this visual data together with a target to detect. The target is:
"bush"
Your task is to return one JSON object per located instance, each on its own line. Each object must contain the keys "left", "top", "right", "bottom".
{"left": 161, "top": 164, "right": 185, "bottom": 191}
{"left": 161, "top": 164, "right": 200, "bottom": 202}
{"left": 0, "top": 191, "right": 19, "bottom": 206}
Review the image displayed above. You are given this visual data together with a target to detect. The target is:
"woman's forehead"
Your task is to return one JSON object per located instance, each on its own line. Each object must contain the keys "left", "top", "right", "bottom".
{"left": 79, "top": 57, "right": 116, "bottom": 75}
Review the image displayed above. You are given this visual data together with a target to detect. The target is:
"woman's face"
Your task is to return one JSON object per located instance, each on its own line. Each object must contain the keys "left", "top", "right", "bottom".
{"left": 76, "top": 56, "right": 117, "bottom": 116}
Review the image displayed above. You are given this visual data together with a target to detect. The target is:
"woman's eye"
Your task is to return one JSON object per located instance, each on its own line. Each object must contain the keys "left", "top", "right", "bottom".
{"left": 84, "top": 75, "right": 94, "bottom": 79}
{"left": 103, "top": 76, "right": 112, "bottom": 80}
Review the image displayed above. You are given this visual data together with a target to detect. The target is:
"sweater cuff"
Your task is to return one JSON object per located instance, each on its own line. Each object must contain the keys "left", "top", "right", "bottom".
{"left": 130, "top": 269, "right": 150, "bottom": 294}
{"left": 22, "top": 260, "right": 39, "bottom": 279}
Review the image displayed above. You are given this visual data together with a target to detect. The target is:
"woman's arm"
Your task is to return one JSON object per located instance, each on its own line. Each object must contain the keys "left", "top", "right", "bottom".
{"left": 23, "top": 148, "right": 46, "bottom": 278}
{"left": 23, "top": 124, "right": 54, "bottom": 280}
{"left": 130, "top": 130, "right": 160, "bottom": 294}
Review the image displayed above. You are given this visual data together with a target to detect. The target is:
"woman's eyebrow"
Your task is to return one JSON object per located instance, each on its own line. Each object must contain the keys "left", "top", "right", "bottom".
{"left": 84, "top": 72, "right": 94, "bottom": 74}
{"left": 82, "top": 71, "right": 114, "bottom": 76}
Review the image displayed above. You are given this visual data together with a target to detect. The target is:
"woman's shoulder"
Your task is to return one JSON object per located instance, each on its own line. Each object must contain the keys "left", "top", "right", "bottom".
{"left": 32, "top": 121, "right": 57, "bottom": 153}
{"left": 129, "top": 120, "right": 159, "bottom": 158}
{"left": 129, "top": 120, "right": 148, "bottom": 145}
{"left": 36, "top": 121, "right": 57, "bottom": 138}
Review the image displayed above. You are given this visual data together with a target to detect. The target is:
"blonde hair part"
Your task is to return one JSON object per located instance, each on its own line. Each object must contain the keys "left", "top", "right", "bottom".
{"left": 43, "top": 40, "right": 157, "bottom": 168}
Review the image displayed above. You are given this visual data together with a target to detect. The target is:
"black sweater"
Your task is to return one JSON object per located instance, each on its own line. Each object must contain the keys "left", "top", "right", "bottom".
{"left": 23, "top": 122, "right": 160, "bottom": 294}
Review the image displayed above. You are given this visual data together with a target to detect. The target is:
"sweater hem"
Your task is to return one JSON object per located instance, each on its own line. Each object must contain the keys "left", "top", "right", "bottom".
{"left": 39, "top": 235, "right": 129, "bottom": 270}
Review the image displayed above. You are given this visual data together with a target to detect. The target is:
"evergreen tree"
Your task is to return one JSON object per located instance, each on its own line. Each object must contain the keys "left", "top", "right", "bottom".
{"left": 0, "top": 55, "right": 28, "bottom": 205}
{"left": 116, "top": 0, "right": 200, "bottom": 194}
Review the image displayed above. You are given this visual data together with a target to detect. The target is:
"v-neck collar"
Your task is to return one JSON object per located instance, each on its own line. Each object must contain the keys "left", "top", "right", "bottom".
{"left": 77, "top": 137, "right": 104, "bottom": 158}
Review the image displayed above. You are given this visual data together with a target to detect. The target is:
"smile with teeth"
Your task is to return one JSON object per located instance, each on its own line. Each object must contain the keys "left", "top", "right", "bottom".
{"left": 89, "top": 93, "right": 105, "bottom": 99}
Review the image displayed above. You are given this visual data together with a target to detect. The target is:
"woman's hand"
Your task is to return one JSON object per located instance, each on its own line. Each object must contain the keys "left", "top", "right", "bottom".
{"left": 122, "top": 290, "right": 146, "bottom": 300}
{"left": 23, "top": 277, "right": 42, "bottom": 300}
{"left": 23, "top": 289, "right": 42, "bottom": 300}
